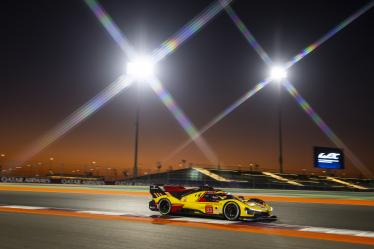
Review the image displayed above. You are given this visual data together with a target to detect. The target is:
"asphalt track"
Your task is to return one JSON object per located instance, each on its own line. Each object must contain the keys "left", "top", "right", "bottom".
{"left": 0, "top": 186, "right": 373, "bottom": 249}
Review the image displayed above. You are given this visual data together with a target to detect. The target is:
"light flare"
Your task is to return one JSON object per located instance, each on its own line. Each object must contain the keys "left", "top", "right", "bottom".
{"left": 84, "top": 0, "right": 135, "bottom": 58}
{"left": 286, "top": 1, "right": 374, "bottom": 68}
{"left": 152, "top": 0, "right": 233, "bottom": 62}
{"left": 83, "top": 0, "right": 231, "bottom": 159}
{"left": 19, "top": 0, "right": 227, "bottom": 162}
{"left": 283, "top": 80, "right": 372, "bottom": 178}
{"left": 165, "top": 1, "right": 373, "bottom": 165}
{"left": 149, "top": 78, "right": 218, "bottom": 164}
{"left": 17, "top": 76, "right": 133, "bottom": 163}
{"left": 164, "top": 79, "right": 270, "bottom": 162}
{"left": 223, "top": 4, "right": 272, "bottom": 66}
{"left": 165, "top": 1, "right": 373, "bottom": 173}
{"left": 85, "top": 0, "right": 233, "bottom": 63}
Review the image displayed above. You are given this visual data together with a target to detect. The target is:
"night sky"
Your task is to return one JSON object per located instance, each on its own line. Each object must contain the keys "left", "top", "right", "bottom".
{"left": 2, "top": 0, "right": 374, "bottom": 176}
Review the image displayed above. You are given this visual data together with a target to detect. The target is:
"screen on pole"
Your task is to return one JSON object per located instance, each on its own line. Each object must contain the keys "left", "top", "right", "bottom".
{"left": 314, "top": 147, "right": 344, "bottom": 169}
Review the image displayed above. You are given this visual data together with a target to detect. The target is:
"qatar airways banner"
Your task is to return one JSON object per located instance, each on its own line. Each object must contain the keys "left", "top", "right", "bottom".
{"left": 314, "top": 147, "right": 344, "bottom": 169}
{"left": 60, "top": 179, "right": 105, "bottom": 185}
{"left": 0, "top": 177, "right": 105, "bottom": 185}
{"left": 0, "top": 177, "right": 51, "bottom": 184}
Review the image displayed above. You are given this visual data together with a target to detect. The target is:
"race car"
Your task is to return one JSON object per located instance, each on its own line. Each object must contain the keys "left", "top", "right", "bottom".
{"left": 148, "top": 185, "right": 276, "bottom": 221}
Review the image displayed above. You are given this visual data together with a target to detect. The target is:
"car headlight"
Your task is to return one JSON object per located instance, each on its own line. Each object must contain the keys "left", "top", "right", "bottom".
{"left": 245, "top": 208, "right": 254, "bottom": 215}
{"left": 245, "top": 208, "right": 262, "bottom": 215}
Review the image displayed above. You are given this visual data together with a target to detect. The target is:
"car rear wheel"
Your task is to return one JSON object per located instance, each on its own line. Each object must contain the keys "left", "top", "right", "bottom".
{"left": 158, "top": 198, "right": 172, "bottom": 215}
{"left": 223, "top": 202, "right": 240, "bottom": 221}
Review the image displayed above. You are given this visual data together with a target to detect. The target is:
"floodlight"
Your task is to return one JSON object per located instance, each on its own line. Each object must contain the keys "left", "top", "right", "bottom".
{"left": 270, "top": 66, "right": 287, "bottom": 82}
{"left": 126, "top": 56, "right": 155, "bottom": 80}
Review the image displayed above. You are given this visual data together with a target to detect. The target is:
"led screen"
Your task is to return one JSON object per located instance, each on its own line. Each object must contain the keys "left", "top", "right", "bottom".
{"left": 314, "top": 147, "right": 344, "bottom": 169}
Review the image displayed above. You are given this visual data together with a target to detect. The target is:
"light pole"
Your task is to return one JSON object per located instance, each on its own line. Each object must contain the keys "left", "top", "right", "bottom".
{"left": 49, "top": 157, "right": 54, "bottom": 176}
{"left": 133, "top": 83, "right": 140, "bottom": 178}
{"left": 278, "top": 82, "right": 284, "bottom": 174}
{"left": 126, "top": 55, "right": 155, "bottom": 178}
{"left": 26, "top": 163, "right": 31, "bottom": 177}
{"left": 60, "top": 163, "right": 64, "bottom": 176}
{"left": 0, "top": 154, "right": 5, "bottom": 176}
{"left": 36, "top": 162, "right": 42, "bottom": 177}
{"left": 270, "top": 66, "right": 287, "bottom": 174}
{"left": 107, "top": 168, "right": 112, "bottom": 180}
{"left": 91, "top": 161, "right": 97, "bottom": 176}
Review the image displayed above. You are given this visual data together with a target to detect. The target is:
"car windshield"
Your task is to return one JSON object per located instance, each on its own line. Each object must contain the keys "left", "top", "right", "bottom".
{"left": 203, "top": 192, "right": 235, "bottom": 202}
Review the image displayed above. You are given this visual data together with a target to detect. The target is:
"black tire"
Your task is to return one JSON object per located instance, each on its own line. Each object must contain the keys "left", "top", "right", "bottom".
{"left": 223, "top": 202, "right": 240, "bottom": 221}
{"left": 158, "top": 198, "right": 172, "bottom": 215}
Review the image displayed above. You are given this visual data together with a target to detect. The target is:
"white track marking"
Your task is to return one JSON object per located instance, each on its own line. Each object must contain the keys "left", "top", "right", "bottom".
{"left": 259, "top": 222, "right": 307, "bottom": 229}
{"left": 171, "top": 217, "right": 239, "bottom": 224}
{"left": 299, "top": 227, "right": 374, "bottom": 238}
{"left": 77, "top": 211, "right": 131, "bottom": 216}
{"left": 260, "top": 222, "right": 374, "bottom": 238}
{"left": 1, "top": 205, "right": 48, "bottom": 210}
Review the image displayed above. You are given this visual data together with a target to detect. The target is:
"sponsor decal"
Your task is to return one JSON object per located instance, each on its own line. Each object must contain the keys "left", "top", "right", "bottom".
{"left": 1, "top": 177, "right": 24, "bottom": 183}
{"left": 0, "top": 176, "right": 104, "bottom": 185}
{"left": 205, "top": 205, "right": 213, "bottom": 214}
{"left": 0, "top": 177, "right": 50, "bottom": 184}
{"left": 24, "top": 178, "right": 51, "bottom": 184}
{"left": 82, "top": 180, "right": 105, "bottom": 185}
{"left": 61, "top": 179, "right": 82, "bottom": 184}
{"left": 61, "top": 179, "right": 105, "bottom": 185}
{"left": 114, "top": 181, "right": 130, "bottom": 185}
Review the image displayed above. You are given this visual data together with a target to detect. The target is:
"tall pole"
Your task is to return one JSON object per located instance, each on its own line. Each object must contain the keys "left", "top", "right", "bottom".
{"left": 0, "top": 154, "right": 5, "bottom": 176}
{"left": 278, "top": 82, "right": 284, "bottom": 173}
{"left": 133, "top": 83, "right": 140, "bottom": 178}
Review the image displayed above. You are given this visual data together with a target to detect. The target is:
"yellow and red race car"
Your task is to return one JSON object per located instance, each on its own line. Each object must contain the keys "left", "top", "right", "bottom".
{"left": 149, "top": 185, "right": 276, "bottom": 221}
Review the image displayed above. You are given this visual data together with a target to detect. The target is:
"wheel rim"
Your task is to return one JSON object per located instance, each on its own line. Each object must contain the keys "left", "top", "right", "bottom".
{"left": 225, "top": 203, "right": 239, "bottom": 219}
{"left": 159, "top": 200, "right": 170, "bottom": 214}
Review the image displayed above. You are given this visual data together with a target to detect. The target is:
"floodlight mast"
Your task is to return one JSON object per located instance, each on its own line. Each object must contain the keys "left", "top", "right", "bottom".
{"left": 269, "top": 65, "right": 288, "bottom": 173}
{"left": 126, "top": 55, "right": 155, "bottom": 178}
{"left": 278, "top": 82, "right": 284, "bottom": 174}
{"left": 133, "top": 83, "right": 140, "bottom": 178}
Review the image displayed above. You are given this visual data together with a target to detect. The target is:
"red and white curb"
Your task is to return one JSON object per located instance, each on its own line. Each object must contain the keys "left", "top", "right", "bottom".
{"left": 1, "top": 204, "right": 373, "bottom": 238}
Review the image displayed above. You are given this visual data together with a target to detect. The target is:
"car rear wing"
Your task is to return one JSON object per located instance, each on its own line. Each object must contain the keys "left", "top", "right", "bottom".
{"left": 150, "top": 185, "right": 166, "bottom": 198}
